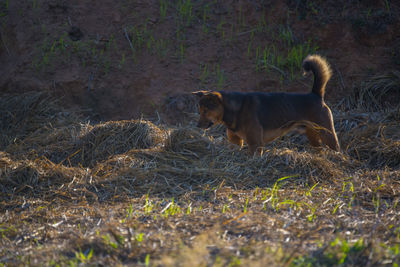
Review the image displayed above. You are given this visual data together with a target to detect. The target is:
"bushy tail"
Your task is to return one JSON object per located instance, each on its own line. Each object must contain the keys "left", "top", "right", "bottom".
{"left": 302, "top": 54, "right": 332, "bottom": 98}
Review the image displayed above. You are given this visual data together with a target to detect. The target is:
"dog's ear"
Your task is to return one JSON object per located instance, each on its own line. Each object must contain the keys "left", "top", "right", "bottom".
{"left": 193, "top": 91, "right": 222, "bottom": 102}
{"left": 192, "top": 91, "right": 208, "bottom": 97}
{"left": 198, "top": 91, "right": 223, "bottom": 109}
{"left": 209, "top": 91, "right": 222, "bottom": 102}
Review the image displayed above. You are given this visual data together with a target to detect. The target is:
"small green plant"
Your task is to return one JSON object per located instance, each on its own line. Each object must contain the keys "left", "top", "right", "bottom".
{"left": 261, "top": 189, "right": 270, "bottom": 202}
{"left": 385, "top": 243, "right": 400, "bottom": 259}
{"left": 216, "top": 18, "right": 227, "bottom": 40}
{"left": 222, "top": 203, "right": 229, "bottom": 213}
{"left": 163, "top": 198, "right": 181, "bottom": 218}
{"left": 199, "top": 63, "right": 210, "bottom": 85}
{"left": 102, "top": 234, "right": 118, "bottom": 249}
{"left": 198, "top": 63, "right": 226, "bottom": 89}
{"left": 255, "top": 45, "right": 261, "bottom": 72}
{"left": 118, "top": 53, "right": 126, "bottom": 69}
{"left": 155, "top": 38, "right": 169, "bottom": 57}
{"left": 145, "top": 194, "right": 153, "bottom": 215}
{"left": 303, "top": 202, "right": 317, "bottom": 222}
{"left": 255, "top": 40, "right": 318, "bottom": 80}
{"left": 293, "top": 238, "right": 366, "bottom": 266}
{"left": 247, "top": 31, "right": 255, "bottom": 58}
{"left": 32, "top": 31, "right": 119, "bottom": 75}
{"left": 32, "top": 0, "right": 39, "bottom": 9}
{"left": 265, "top": 175, "right": 297, "bottom": 210}
{"left": 332, "top": 203, "right": 340, "bottom": 215}
{"left": 329, "top": 237, "right": 365, "bottom": 265}
{"left": 216, "top": 64, "right": 225, "bottom": 89}
{"left": 279, "top": 25, "right": 295, "bottom": 47}
{"left": 246, "top": 22, "right": 318, "bottom": 82}
{"left": 176, "top": 0, "right": 193, "bottom": 27}
{"left": 121, "top": 203, "right": 133, "bottom": 223}
{"left": 236, "top": 4, "right": 245, "bottom": 32}
{"left": 306, "top": 182, "right": 319, "bottom": 197}
{"left": 127, "top": 21, "right": 170, "bottom": 59}
{"left": 243, "top": 197, "right": 249, "bottom": 213}
{"left": 0, "top": 224, "right": 17, "bottom": 239}
{"left": 253, "top": 187, "right": 259, "bottom": 201}
{"left": 179, "top": 42, "right": 185, "bottom": 63}
{"left": 256, "top": 10, "right": 267, "bottom": 33}
{"left": 75, "top": 248, "right": 93, "bottom": 264}
{"left": 160, "top": 0, "right": 168, "bottom": 19}
{"left": 201, "top": 3, "right": 211, "bottom": 34}
{"left": 186, "top": 202, "right": 192, "bottom": 215}
{"left": 277, "top": 199, "right": 295, "bottom": 211}
{"left": 341, "top": 180, "right": 354, "bottom": 195}
{"left": 135, "top": 232, "right": 144, "bottom": 243}
{"left": 229, "top": 256, "right": 241, "bottom": 267}
{"left": 385, "top": 0, "right": 391, "bottom": 13}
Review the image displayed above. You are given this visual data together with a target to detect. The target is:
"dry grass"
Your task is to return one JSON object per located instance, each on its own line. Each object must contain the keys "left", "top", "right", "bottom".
{"left": 1, "top": 92, "right": 399, "bottom": 266}
{"left": 342, "top": 70, "right": 400, "bottom": 111}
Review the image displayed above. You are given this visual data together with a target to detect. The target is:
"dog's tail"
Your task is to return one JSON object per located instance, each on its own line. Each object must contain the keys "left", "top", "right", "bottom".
{"left": 302, "top": 54, "right": 332, "bottom": 98}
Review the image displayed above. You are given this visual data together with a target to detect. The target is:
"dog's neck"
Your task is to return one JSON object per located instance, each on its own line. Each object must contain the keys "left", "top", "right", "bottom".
{"left": 220, "top": 92, "right": 244, "bottom": 132}
{"left": 222, "top": 112, "right": 238, "bottom": 131}
{"left": 222, "top": 106, "right": 240, "bottom": 132}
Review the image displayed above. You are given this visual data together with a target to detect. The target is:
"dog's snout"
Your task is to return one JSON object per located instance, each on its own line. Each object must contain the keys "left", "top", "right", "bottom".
{"left": 197, "top": 120, "right": 213, "bottom": 129}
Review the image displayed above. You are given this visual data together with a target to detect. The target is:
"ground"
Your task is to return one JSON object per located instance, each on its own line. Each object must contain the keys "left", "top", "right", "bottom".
{"left": 1, "top": 0, "right": 399, "bottom": 119}
{"left": 0, "top": 0, "right": 400, "bottom": 266}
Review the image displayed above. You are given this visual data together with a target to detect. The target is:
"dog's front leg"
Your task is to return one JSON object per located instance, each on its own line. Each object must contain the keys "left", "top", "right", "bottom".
{"left": 226, "top": 129, "right": 244, "bottom": 148}
{"left": 246, "top": 130, "right": 264, "bottom": 156}
{"left": 248, "top": 144, "right": 263, "bottom": 156}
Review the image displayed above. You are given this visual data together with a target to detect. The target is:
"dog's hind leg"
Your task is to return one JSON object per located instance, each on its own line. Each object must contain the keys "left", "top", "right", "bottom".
{"left": 305, "top": 127, "right": 322, "bottom": 147}
{"left": 320, "top": 123, "right": 340, "bottom": 151}
{"left": 318, "top": 106, "right": 340, "bottom": 151}
{"left": 226, "top": 129, "right": 243, "bottom": 148}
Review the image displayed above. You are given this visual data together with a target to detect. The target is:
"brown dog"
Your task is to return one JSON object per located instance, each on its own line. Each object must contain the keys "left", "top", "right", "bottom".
{"left": 193, "top": 54, "right": 340, "bottom": 155}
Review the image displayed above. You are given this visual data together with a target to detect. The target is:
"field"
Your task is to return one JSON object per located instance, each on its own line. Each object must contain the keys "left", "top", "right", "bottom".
{"left": 1, "top": 0, "right": 400, "bottom": 266}
{"left": 1, "top": 89, "right": 399, "bottom": 266}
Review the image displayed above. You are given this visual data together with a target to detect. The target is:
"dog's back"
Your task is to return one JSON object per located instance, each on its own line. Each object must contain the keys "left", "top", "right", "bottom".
{"left": 220, "top": 55, "right": 333, "bottom": 131}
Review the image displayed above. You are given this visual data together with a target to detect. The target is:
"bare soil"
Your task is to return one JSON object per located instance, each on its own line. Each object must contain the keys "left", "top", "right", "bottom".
{"left": 1, "top": 0, "right": 399, "bottom": 120}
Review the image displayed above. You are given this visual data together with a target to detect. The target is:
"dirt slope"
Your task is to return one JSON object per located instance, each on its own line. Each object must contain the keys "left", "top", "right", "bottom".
{"left": 1, "top": 0, "right": 399, "bottom": 120}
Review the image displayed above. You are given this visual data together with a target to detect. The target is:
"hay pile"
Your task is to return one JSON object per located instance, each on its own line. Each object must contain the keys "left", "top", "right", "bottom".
{"left": 335, "top": 109, "right": 400, "bottom": 170}
{"left": 0, "top": 151, "right": 86, "bottom": 200}
{"left": 75, "top": 120, "right": 166, "bottom": 166}
{"left": 165, "top": 127, "right": 213, "bottom": 155}
{"left": 0, "top": 92, "right": 83, "bottom": 163}
{"left": 342, "top": 70, "right": 400, "bottom": 111}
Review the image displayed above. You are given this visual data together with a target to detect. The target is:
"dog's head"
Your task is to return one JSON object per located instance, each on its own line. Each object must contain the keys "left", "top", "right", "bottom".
{"left": 192, "top": 91, "right": 224, "bottom": 129}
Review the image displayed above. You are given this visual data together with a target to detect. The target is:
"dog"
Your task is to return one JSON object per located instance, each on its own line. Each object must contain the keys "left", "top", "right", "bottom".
{"left": 193, "top": 54, "right": 340, "bottom": 155}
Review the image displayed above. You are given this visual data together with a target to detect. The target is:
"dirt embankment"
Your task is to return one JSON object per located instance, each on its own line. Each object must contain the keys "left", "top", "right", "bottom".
{"left": 1, "top": 0, "right": 399, "bottom": 121}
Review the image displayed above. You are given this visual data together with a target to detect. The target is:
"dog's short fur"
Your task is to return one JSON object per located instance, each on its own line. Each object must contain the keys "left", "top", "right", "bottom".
{"left": 193, "top": 54, "right": 340, "bottom": 155}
